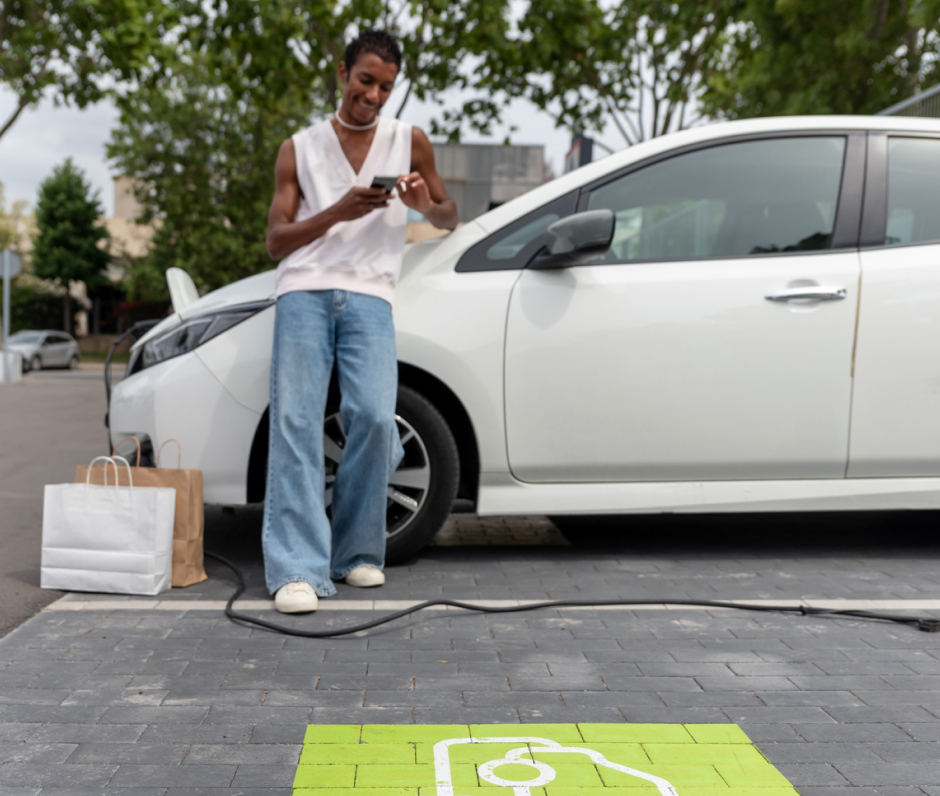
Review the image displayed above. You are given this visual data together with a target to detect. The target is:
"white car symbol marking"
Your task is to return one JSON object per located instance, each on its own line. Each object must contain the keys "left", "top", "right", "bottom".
{"left": 432, "top": 736, "right": 678, "bottom": 796}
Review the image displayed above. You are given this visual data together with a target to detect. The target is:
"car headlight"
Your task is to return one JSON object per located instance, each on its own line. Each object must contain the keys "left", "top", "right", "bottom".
{"left": 134, "top": 302, "right": 272, "bottom": 373}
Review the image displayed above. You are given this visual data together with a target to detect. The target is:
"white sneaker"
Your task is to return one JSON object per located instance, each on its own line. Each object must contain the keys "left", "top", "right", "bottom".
{"left": 274, "top": 581, "right": 318, "bottom": 613}
{"left": 345, "top": 565, "right": 385, "bottom": 588}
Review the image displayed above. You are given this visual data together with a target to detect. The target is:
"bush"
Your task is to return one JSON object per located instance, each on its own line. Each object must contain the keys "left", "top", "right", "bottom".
{"left": 9, "top": 280, "right": 80, "bottom": 334}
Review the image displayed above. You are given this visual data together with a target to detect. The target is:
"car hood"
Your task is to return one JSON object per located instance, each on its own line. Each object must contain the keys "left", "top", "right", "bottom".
{"left": 178, "top": 269, "right": 278, "bottom": 321}
{"left": 158, "top": 236, "right": 461, "bottom": 318}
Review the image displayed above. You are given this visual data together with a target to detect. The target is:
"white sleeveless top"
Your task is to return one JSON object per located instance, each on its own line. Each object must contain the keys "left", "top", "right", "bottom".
{"left": 275, "top": 117, "right": 412, "bottom": 306}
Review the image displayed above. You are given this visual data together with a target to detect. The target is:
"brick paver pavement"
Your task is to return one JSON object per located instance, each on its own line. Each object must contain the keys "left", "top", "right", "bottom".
{"left": 1, "top": 511, "right": 940, "bottom": 794}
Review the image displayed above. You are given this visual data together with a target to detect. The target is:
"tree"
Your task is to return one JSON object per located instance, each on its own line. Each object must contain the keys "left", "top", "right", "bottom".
{"left": 0, "top": 0, "right": 170, "bottom": 142}
{"left": 476, "top": 0, "right": 740, "bottom": 147}
{"left": 32, "top": 158, "right": 110, "bottom": 333}
{"left": 107, "top": 0, "right": 512, "bottom": 293}
{"left": 107, "top": 3, "right": 316, "bottom": 293}
{"left": 703, "top": 0, "right": 940, "bottom": 118}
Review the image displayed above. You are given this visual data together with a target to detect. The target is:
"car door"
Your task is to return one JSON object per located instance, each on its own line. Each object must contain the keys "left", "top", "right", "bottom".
{"left": 40, "top": 334, "right": 62, "bottom": 366}
{"left": 504, "top": 133, "right": 864, "bottom": 483}
{"left": 49, "top": 334, "right": 70, "bottom": 365}
{"left": 848, "top": 134, "right": 940, "bottom": 476}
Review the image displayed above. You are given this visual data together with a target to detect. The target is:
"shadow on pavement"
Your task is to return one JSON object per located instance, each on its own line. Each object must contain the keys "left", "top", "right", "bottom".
{"left": 204, "top": 505, "right": 940, "bottom": 570}
{"left": 545, "top": 510, "right": 940, "bottom": 555}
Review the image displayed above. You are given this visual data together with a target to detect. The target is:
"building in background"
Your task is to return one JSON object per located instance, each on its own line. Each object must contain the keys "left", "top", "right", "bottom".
{"left": 565, "top": 134, "right": 594, "bottom": 173}
{"left": 435, "top": 143, "right": 549, "bottom": 220}
{"left": 407, "top": 142, "right": 551, "bottom": 243}
{"left": 879, "top": 84, "right": 940, "bottom": 118}
{"left": 105, "top": 176, "right": 155, "bottom": 261}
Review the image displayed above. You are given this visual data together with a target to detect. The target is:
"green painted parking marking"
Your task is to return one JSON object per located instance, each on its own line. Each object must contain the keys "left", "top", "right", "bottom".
{"left": 293, "top": 724, "right": 797, "bottom": 795}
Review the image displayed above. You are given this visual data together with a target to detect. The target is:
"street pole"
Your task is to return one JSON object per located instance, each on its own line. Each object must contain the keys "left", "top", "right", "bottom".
{"left": 2, "top": 250, "right": 9, "bottom": 382}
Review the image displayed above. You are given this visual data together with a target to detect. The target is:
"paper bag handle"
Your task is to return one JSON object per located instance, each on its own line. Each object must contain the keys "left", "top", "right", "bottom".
{"left": 85, "top": 455, "right": 134, "bottom": 489}
{"left": 111, "top": 435, "right": 142, "bottom": 465}
{"left": 156, "top": 438, "right": 182, "bottom": 469}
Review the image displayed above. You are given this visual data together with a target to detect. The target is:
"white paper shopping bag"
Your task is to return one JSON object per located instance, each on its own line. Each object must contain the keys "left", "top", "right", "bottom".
{"left": 41, "top": 456, "right": 177, "bottom": 596}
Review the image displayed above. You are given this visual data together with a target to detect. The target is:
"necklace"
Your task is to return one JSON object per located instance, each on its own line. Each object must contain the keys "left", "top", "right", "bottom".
{"left": 334, "top": 112, "right": 379, "bottom": 131}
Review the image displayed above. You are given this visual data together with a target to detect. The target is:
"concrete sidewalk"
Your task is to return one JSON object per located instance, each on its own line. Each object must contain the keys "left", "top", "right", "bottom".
{"left": 0, "top": 373, "right": 107, "bottom": 635}
{"left": 1, "top": 513, "right": 940, "bottom": 795}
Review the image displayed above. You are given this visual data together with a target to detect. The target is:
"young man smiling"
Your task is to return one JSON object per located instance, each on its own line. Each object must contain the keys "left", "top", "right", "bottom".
{"left": 263, "top": 30, "right": 458, "bottom": 613}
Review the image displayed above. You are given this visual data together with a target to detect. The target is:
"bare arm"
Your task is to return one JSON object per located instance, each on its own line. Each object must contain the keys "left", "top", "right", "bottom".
{"left": 396, "top": 127, "right": 459, "bottom": 231}
{"left": 266, "top": 138, "right": 393, "bottom": 260}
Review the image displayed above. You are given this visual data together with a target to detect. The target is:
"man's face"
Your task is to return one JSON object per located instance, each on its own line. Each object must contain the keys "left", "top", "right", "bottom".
{"left": 338, "top": 52, "right": 399, "bottom": 125}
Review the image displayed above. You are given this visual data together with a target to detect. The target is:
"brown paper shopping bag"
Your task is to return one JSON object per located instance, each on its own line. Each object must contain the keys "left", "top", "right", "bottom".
{"left": 76, "top": 437, "right": 208, "bottom": 587}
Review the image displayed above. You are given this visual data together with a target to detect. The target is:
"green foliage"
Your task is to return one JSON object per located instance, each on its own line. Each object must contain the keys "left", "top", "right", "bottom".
{"left": 0, "top": 0, "right": 172, "bottom": 139}
{"left": 703, "top": 0, "right": 940, "bottom": 118}
{"left": 107, "top": 12, "right": 313, "bottom": 291}
{"left": 121, "top": 257, "right": 169, "bottom": 302}
{"left": 32, "top": 158, "right": 111, "bottom": 294}
{"left": 477, "top": 0, "right": 740, "bottom": 145}
{"left": 390, "top": 0, "right": 511, "bottom": 139}
{"left": 8, "top": 277, "right": 78, "bottom": 333}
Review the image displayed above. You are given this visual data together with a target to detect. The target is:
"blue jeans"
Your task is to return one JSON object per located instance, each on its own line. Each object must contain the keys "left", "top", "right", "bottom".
{"left": 262, "top": 289, "right": 403, "bottom": 596}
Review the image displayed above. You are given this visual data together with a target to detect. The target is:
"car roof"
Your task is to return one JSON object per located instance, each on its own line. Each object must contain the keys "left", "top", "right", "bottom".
{"left": 474, "top": 114, "right": 940, "bottom": 233}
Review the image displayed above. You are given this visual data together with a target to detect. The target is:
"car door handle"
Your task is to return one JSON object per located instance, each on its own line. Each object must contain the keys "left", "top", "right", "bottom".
{"left": 765, "top": 286, "right": 847, "bottom": 302}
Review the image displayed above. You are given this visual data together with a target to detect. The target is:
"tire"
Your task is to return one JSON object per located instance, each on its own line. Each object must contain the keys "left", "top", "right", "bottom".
{"left": 29, "top": 355, "right": 41, "bottom": 372}
{"left": 321, "top": 385, "right": 459, "bottom": 564}
{"left": 385, "top": 386, "right": 459, "bottom": 562}
{"left": 68, "top": 355, "right": 79, "bottom": 370}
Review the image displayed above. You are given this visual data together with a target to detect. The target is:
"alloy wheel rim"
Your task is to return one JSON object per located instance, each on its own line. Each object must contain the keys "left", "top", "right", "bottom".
{"left": 323, "top": 412, "right": 431, "bottom": 539}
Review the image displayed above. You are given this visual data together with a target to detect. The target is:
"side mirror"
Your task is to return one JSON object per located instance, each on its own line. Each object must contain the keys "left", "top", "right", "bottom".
{"left": 530, "top": 209, "right": 615, "bottom": 269}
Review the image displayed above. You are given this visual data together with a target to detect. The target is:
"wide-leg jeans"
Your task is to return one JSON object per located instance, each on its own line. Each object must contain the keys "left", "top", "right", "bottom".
{"left": 262, "top": 289, "right": 403, "bottom": 596}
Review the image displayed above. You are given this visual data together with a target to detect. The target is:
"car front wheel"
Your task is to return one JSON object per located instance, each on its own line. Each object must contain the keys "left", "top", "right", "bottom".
{"left": 29, "top": 355, "right": 41, "bottom": 372}
{"left": 322, "top": 385, "right": 459, "bottom": 564}
{"left": 68, "top": 355, "right": 79, "bottom": 370}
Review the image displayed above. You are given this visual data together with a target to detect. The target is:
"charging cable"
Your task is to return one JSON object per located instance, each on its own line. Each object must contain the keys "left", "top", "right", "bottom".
{"left": 204, "top": 551, "right": 940, "bottom": 638}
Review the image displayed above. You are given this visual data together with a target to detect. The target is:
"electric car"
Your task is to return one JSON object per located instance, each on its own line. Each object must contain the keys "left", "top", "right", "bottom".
{"left": 110, "top": 115, "right": 940, "bottom": 561}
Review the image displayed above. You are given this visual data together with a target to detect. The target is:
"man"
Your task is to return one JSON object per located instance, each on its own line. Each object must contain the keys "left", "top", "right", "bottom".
{"left": 263, "top": 30, "right": 458, "bottom": 613}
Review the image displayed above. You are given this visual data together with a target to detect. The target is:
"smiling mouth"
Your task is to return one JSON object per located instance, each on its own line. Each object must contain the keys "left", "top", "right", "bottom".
{"left": 354, "top": 99, "right": 378, "bottom": 117}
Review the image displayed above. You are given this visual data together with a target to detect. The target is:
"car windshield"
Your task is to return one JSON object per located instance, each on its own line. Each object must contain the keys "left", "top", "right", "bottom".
{"left": 8, "top": 332, "right": 41, "bottom": 344}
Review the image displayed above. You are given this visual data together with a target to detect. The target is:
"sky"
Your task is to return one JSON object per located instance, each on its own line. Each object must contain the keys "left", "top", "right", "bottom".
{"left": 0, "top": 84, "right": 626, "bottom": 218}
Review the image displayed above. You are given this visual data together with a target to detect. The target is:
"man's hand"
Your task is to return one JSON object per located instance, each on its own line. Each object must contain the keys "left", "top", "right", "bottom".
{"left": 404, "top": 129, "right": 458, "bottom": 231}
{"left": 396, "top": 172, "right": 433, "bottom": 216}
{"left": 331, "top": 186, "right": 391, "bottom": 221}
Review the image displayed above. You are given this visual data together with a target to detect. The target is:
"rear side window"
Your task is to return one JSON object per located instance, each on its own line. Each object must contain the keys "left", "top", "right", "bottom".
{"left": 585, "top": 136, "right": 847, "bottom": 262}
{"left": 886, "top": 137, "right": 940, "bottom": 246}
{"left": 456, "top": 193, "right": 578, "bottom": 272}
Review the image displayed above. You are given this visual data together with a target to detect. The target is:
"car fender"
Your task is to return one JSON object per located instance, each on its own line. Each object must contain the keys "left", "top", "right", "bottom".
{"left": 395, "top": 266, "right": 520, "bottom": 475}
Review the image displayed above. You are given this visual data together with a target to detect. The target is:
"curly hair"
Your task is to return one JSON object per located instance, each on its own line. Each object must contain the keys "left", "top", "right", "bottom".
{"left": 344, "top": 30, "right": 402, "bottom": 73}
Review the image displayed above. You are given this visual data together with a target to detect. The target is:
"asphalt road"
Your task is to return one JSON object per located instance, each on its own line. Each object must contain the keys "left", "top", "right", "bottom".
{"left": 0, "top": 364, "right": 111, "bottom": 637}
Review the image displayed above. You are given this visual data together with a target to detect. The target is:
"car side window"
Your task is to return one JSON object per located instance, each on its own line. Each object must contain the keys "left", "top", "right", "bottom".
{"left": 456, "top": 193, "right": 578, "bottom": 272}
{"left": 585, "top": 136, "right": 847, "bottom": 263}
{"left": 885, "top": 137, "right": 940, "bottom": 246}
{"left": 41, "top": 336, "right": 55, "bottom": 346}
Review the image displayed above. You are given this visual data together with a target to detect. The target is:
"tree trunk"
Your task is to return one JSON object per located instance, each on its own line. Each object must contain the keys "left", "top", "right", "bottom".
{"left": 63, "top": 293, "right": 71, "bottom": 335}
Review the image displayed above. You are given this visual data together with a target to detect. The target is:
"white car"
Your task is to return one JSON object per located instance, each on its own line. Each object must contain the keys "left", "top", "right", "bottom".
{"left": 110, "top": 114, "right": 940, "bottom": 560}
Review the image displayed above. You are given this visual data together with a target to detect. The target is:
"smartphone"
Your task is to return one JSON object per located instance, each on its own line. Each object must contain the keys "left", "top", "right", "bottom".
{"left": 370, "top": 176, "right": 398, "bottom": 193}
